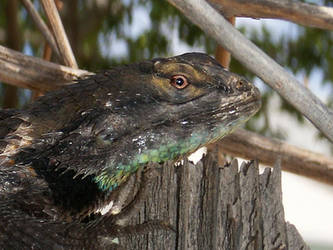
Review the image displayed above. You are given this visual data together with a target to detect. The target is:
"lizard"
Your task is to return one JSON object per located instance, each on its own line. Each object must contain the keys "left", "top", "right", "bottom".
{"left": 0, "top": 52, "right": 260, "bottom": 249}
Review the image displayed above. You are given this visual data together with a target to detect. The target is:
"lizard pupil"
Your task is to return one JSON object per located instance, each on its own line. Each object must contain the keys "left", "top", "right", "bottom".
{"left": 176, "top": 78, "right": 183, "bottom": 85}
{"left": 170, "top": 75, "right": 189, "bottom": 89}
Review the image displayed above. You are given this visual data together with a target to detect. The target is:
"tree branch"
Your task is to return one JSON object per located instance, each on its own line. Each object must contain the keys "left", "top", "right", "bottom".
{"left": 214, "top": 16, "right": 234, "bottom": 69}
{"left": 167, "top": 0, "right": 333, "bottom": 143}
{"left": 0, "top": 45, "right": 91, "bottom": 91}
{"left": 208, "top": 0, "right": 333, "bottom": 30}
{"left": 40, "top": 0, "right": 78, "bottom": 68}
{"left": 20, "top": 0, "right": 60, "bottom": 58}
{"left": 219, "top": 129, "right": 333, "bottom": 185}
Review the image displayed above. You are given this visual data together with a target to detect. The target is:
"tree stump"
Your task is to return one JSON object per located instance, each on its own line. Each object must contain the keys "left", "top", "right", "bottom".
{"left": 119, "top": 153, "right": 309, "bottom": 250}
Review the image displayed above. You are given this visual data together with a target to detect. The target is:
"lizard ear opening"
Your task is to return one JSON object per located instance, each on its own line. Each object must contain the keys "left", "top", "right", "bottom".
{"left": 170, "top": 75, "right": 189, "bottom": 89}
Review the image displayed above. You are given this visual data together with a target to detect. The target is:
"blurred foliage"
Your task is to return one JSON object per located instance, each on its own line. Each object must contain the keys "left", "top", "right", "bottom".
{"left": 0, "top": 0, "right": 332, "bottom": 142}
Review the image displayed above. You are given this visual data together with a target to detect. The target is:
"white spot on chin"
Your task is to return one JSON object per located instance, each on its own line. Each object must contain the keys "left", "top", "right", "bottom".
{"left": 96, "top": 201, "right": 114, "bottom": 215}
{"left": 95, "top": 201, "right": 123, "bottom": 215}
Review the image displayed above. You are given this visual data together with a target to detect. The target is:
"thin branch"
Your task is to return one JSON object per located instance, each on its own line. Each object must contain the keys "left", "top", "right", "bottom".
{"left": 30, "top": 42, "right": 52, "bottom": 99}
{"left": 0, "top": 45, "right": 91, "bottom": 91}
{"left": 20, "top": 0, "right": 60, "bottom": 58}
{"left": 208, "top": 0, "right": 333, "bottom": 30}
{"left": 40, "top": 0, "right": 78, "bottom": 68}
{"left": 167, "top": 0, "right": 333, "bottom": 143}
{"left": 219, "top": 129, "right": 333, "bottom": 185}
{"left": 214, "top": 17, "right": 235, "bottom": 69}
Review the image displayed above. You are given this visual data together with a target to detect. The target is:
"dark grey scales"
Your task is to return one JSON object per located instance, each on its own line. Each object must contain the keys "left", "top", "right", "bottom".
{"left": 0, "top": 53, "right": 260, "bottom": 249}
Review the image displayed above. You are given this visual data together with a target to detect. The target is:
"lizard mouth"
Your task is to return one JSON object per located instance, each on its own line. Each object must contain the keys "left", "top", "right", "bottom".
{"left": 237, "top": 86, "right": 261, "bottom": 115}
{"left": 195, "top": 81, "right": 261, "bottom": 123}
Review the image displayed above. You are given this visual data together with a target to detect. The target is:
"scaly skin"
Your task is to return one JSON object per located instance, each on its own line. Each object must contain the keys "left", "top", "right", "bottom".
{"left": 0, "top": 53, "right": 260, "bottom": 249}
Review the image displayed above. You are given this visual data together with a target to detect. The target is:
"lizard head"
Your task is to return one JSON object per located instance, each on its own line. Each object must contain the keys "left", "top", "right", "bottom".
{"left": 6, "top": 53, "right": 260, "bottom": 192}
{"left": 95, "top": 53, "right": 261, "bottom": 190}
{"left": 4, "top": 53, "right": 260, "bottom": 216}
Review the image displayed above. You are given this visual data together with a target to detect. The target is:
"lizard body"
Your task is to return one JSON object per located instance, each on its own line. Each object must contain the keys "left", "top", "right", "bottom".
{"left": 0, "top": 53, "right": 260, "bottom": 248}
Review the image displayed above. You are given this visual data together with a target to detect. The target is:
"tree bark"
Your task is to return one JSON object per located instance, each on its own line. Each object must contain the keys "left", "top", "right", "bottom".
{"left": 118, "top": 154, "right": 309, "bottom": 249}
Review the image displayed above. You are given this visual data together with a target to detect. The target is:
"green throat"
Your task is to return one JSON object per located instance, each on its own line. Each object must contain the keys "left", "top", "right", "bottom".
{"left": 94, "top": 118, "right": 247, "bottom": 191}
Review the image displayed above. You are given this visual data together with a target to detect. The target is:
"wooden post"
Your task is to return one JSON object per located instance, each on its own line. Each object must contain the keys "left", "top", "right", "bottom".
{"left": 118, "top": 154, "right": 309, "bottom": 249}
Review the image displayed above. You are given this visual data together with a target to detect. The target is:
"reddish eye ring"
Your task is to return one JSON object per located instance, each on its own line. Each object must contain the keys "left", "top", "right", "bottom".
{"left": 170, "top": 75, "right": 189, "bottom": 89}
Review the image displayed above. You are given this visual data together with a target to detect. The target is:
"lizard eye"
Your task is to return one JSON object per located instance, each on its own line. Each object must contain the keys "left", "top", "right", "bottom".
{"left": 170, "top": 75, "right": 189, "bottom": 89}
